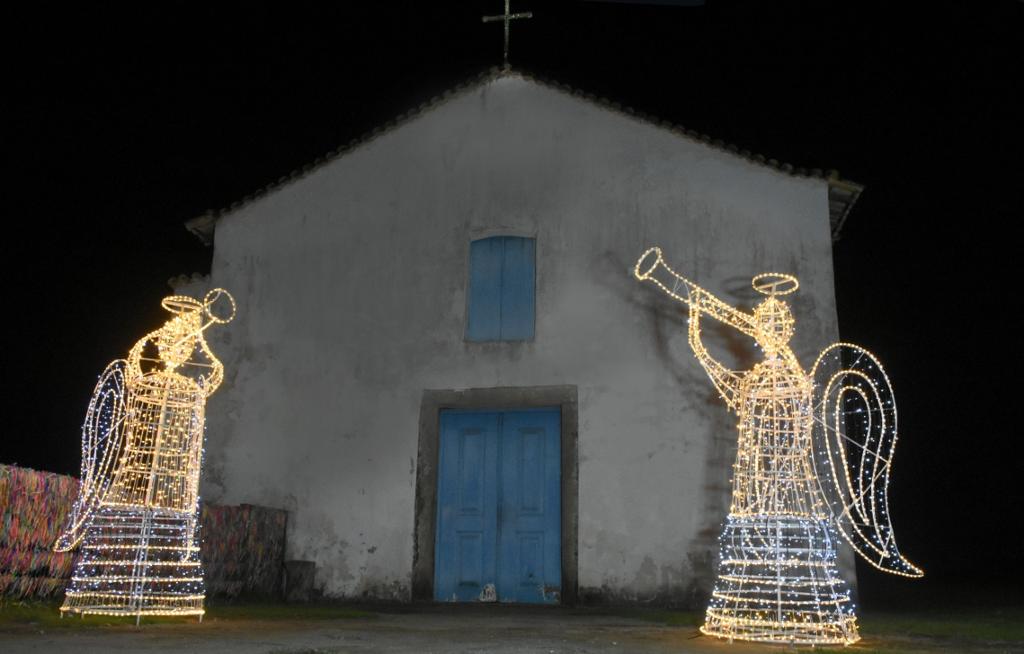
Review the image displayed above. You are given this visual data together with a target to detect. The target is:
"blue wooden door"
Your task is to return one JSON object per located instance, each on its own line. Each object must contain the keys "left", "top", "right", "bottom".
{"left": 434, "top": 411, "right": 500, "bottom": 602}
{"left": 435, "top": 408, "right": 561, "bottom": 603}
{"left": 497, "top": 409, "right": 562, "bottom": 603}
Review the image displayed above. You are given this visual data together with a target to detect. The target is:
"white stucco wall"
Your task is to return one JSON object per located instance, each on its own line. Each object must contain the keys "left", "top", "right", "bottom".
{"left": 192, "top": 75, "right": 842, "bottom": 603}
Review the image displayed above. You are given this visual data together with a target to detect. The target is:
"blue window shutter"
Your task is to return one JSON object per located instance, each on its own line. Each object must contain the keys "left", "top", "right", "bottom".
{"left": 499, "top": 237, "right": 535, "bottom": 340}
{"left": 466, "top": 236, "right": 535, "bottom": 342}
{"left": 467, "top": 237, "right": 503, "bottom": 341}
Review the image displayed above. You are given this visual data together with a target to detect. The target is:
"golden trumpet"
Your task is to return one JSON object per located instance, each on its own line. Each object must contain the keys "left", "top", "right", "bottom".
{"left": 633, "top": 246, "right": 757, "bottom": 337}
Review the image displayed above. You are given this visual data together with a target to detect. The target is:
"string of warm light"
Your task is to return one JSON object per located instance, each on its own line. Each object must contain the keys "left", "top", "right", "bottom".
{"left": 635, "top": 247, "right": 920, "bottom": 646}
{"left": 55, "top": 289, "right": 235, "bottom": 623}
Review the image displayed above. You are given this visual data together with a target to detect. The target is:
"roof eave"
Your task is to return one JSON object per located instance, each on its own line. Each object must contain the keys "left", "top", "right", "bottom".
{"left": 827, "top": 175, "right": 864, "bottom": 242}
{"left": 185, "top": 211, "right": 217, "bottom": 246}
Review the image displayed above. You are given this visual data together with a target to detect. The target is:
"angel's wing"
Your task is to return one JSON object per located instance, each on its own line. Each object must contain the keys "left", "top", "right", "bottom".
{"left": 810, "top": 343, "right": 923, "bottom": 578}
{"left": 54, "top": 360, "right": 129, "bottom": 552}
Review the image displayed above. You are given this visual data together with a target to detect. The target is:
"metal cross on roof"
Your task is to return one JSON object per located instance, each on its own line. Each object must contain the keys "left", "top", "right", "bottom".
{"left": 482, "top": 0, "right": 532, "bottom": 69}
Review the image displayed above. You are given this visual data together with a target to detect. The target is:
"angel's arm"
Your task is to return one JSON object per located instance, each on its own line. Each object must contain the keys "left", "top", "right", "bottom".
{"left": 195, "top": 337, "right": 225, "bottom": 396}
{"left": 125, "top": 329, "right": 160, "bottom": 377}
{"left": 688, "top": 302, "right": 742, "bottom": 410}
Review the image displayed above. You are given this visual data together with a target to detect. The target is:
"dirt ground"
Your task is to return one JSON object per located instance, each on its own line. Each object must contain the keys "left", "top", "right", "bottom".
{"left": 3, "top": 605, "right": 1023, "bottom": 654}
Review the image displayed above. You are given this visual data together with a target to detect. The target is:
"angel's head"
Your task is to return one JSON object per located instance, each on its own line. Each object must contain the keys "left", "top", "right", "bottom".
{"left": 155, "top": 294, "right": 205, "bottom": 370}
{"left": 750, "top": 272, "right": 799, "bottom": 353}
{"left": 154, "top": 289, "right": 236, "bottom": 371}
{"left": 753, "top": 297, "right": 795, "bottom": 353}
{"left": 156, "top": 309, "right": 203, "bottom": 370}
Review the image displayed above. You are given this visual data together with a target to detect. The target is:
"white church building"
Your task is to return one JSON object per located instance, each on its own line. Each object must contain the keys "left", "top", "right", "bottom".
{"left": 177, "top": 68, "right": 862, "bottom": 605}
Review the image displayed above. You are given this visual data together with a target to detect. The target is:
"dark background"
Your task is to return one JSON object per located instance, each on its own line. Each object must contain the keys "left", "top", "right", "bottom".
{"left": 4, "top": 1, "right": 1021, "bottom": 605}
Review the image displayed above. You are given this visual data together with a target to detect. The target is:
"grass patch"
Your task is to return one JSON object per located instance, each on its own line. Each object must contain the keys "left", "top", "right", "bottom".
{"left": 0, "top": 598, "right": 376, "bottom": 631}
{"left": 814, "top": 649, "right": 916, "bottom": 654}
{"left": 0, "top": 599, "right": 211, "bottom": 629}
{"left": 3, "top": 598, "right": 1021, "bottom": 652}
{"left": 206, "top": 602, "right": 376, "bottom": 621}
{"left": 611, "top": 607, "right": 703, "bottom": 627}
{"left": 598, "top": 606, "right": 1024, "bottom": 652}
{"left": 858, "top": 607, "right": 1024, "bottom": 642}
{"left": 605, "top": 606, "right": 1024, "bottom": 644}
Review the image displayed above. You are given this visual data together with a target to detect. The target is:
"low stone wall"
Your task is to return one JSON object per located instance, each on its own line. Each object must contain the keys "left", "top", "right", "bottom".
{"left": 0, "top": 464, "right": 287, "bottom": 600}
{"left": 201, "top": 503, "right": 288, "bottom": 598}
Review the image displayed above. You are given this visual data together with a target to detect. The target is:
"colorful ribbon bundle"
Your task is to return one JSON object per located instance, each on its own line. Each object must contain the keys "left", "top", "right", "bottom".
{"left": 0, "top": 464, "right": 80, "bottom": 599}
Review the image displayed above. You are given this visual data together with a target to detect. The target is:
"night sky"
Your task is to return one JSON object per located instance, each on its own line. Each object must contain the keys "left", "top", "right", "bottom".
{"left": 5, "top": 2, "right": 1021, "bottom": 604}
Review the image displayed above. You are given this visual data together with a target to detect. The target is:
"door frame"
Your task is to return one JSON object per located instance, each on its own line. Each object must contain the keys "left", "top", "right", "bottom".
{"left": 412, "top": 385, "right": 579, "bottom": 604}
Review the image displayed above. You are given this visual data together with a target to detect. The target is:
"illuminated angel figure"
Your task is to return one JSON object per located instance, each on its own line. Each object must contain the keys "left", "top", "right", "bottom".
{"left": 634, "top": 247, "right": 920, "bottom": 646}
{"left": 55, "top": 289, "right": 236, "bottom": 622}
